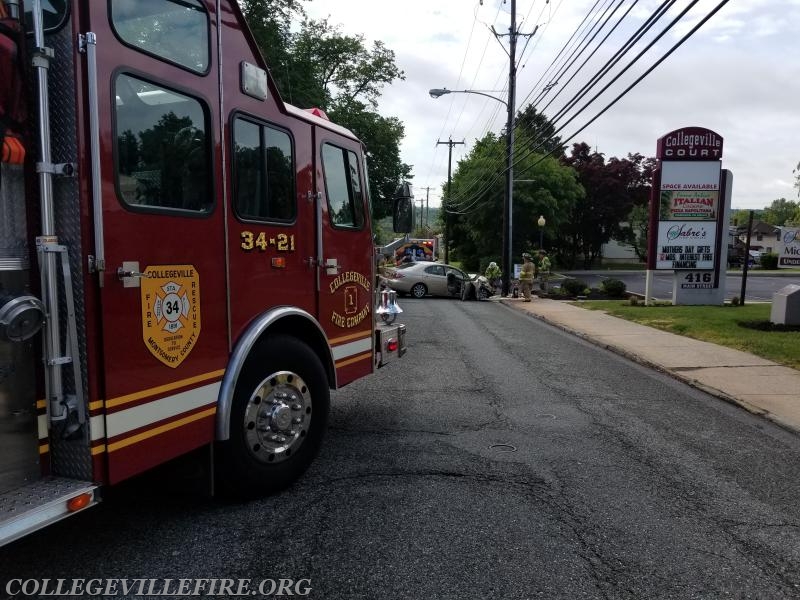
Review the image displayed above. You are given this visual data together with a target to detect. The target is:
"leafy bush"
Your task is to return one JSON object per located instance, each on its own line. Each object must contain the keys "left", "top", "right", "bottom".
{"left": 730, "top": 296, "right": 740, "bottom": 306}
{"left": 760, "top": 252, "right": 778, "bottom": 270}
{"left": 561, "top": 278, "right": 588, "bottom": 296}
{"left": 601, "top": 278, "right": 627, "bottom": 298}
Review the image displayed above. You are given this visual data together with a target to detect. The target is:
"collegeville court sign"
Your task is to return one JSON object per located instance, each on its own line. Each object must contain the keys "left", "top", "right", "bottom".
{"left": 647, "top": 127, "right": 733, "bottom": 306}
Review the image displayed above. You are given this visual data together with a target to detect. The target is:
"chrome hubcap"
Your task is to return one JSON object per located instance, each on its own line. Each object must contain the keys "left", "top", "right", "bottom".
{"left": 243, "top": 371, "right": 311, "bottom": 464}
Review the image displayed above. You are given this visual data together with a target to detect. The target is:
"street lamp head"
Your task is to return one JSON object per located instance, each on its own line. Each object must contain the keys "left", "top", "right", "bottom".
{"left": 538, "top": 215, "right": 546, "bottom": 227}
{"left": 429, "top": 88, "right": 450, "bottom": 99}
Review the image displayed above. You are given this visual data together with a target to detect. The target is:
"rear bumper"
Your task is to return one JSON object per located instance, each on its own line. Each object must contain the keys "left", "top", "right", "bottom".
{"left": 375, "top": 323, "right": 406, "bottom": 367}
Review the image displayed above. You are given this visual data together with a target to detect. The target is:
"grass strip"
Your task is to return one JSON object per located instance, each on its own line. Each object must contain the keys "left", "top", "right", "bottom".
{"left": 575, "top": 301, "right": 800, "bottom": 370}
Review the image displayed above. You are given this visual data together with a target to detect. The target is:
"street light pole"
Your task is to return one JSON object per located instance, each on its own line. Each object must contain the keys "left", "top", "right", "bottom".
{"left": 429, "top": 0, "right": 522, "bottom": 295}
{"left": 429, "top": 87, "right": 512, "bottom": 289}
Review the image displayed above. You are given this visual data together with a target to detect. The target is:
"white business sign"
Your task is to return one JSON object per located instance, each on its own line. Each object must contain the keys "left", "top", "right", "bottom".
{"left": 656, "top": 222, "right": 717, "bottom": 270}
{"left": 778, "top": 227, "right": 800, "bottom": 268}
{"left": 656, "top": 161, "right": 721, "bottom": 270}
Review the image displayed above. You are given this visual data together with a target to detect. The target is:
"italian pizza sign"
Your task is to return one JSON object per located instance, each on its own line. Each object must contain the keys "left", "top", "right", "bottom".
{"left": 140, "top": 265, "right": 201, "bottom": 368}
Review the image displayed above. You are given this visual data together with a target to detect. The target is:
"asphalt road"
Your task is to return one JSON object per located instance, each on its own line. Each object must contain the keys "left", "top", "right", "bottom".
{"left": 559, "top": 270, "right": 800, "bottom": 302}
{"left": 2, "top": 299, "right": 800, "bottom": 599}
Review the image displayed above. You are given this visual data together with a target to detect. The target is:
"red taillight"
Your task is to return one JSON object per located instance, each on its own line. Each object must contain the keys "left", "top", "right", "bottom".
{"left": 386, "top": 338, "right": 398, "bottom": 352}
{"left": 392, "top": 272, "right": 404, "bottom": 279}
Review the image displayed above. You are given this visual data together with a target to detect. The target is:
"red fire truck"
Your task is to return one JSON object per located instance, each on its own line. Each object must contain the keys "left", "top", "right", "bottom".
{"left": 0, "top": 0, "right": 409, "bottom": 546}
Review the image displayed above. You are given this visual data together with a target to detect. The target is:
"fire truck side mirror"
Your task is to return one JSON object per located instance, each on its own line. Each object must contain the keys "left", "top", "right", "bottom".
{"left": 392, "top": 182, "right": 414, "bottom": 233}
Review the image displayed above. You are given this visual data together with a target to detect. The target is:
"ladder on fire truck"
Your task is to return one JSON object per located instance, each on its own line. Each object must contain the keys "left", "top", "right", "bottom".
{"left": 0, "top": 0, "right": 97, "bottom": 547}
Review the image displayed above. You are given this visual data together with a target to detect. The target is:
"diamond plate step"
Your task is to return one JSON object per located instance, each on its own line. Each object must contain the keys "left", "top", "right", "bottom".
{"left": 0, "top": 477, "right": 98, "bottom": 547}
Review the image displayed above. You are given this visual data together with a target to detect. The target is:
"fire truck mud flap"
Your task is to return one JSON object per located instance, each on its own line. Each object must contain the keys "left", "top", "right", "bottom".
{"left": 375, "top": 323, "right": 406, "bottom": 367}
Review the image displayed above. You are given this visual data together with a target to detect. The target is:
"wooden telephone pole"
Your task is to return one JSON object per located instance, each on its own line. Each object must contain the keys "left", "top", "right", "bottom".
{"left": 436, "top": 138, "right": 464, "bottom": 263}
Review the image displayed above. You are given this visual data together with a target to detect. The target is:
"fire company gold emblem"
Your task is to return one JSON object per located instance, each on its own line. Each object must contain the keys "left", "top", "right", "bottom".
{"left": 329, "top": 271, "right": 370, "bottom": 328}
{"left": 141, "top": 265, "right": 201, "bottom": 368}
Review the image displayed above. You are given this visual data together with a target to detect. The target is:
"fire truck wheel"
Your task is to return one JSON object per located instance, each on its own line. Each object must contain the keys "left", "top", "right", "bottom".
{"left": 217, "top": 334, "right": 330, "bottom": 498}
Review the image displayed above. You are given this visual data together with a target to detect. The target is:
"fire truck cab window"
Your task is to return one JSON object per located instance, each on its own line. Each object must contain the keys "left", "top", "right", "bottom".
{"left": 322, "top": 144, "right": 365, "bottom": 229}
{"left": 110, "top": 0, "right": 209, "bottom": 73}
{"left": 233, "top": 117, "right": 295, "bottom": 222}
{"left": 114, "top": 74, "right": 211, "bottom": 213}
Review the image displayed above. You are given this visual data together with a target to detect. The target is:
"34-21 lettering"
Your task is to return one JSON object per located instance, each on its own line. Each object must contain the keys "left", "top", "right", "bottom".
{"left": 240, "top": 231, "right": 295, "bottom": 252}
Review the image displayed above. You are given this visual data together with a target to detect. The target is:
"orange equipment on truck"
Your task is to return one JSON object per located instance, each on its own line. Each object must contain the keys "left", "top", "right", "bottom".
{"left": 0, "top": 0, "right": 410, "bottom": 546}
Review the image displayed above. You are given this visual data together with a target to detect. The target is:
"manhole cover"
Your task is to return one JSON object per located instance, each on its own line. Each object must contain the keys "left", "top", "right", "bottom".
{"left": 489, "top": 443, "right": 517, "bottom": 452}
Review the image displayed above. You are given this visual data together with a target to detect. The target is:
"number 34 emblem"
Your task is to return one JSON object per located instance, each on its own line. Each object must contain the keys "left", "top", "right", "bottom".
{"left": 141, "top": 265, "right": 202, "bottom": 368}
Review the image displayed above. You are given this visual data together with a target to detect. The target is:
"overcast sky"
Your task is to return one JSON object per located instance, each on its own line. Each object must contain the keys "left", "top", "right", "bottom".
{"left": 301, "top": 0, "right": 800, "bottom": 210}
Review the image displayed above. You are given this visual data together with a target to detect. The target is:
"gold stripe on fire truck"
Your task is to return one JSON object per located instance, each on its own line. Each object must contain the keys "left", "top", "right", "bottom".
{"left": 105, "top": 369, "right": 225, "bottom": 409}
{"left": 329, "top": 331, "right": 371, "bottom": 345}
{"left": 335, "top": 352, "right": 372, "bottom": 368}
{"left": 106, "top": 407, "right": 217, "bottom": 453}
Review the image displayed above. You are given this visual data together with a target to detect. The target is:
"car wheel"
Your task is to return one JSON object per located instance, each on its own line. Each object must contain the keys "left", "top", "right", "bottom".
{"left": 410, "top": 283, "right": 427, "bottom": 298}
{"left": 216, "top": 334, "right": 330, "bottom": 498}
{"left": 478, "top": 287, "right": 490, "bottom": 300}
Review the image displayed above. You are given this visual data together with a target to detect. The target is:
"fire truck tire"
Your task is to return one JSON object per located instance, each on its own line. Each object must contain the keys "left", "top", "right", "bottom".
{"left": 216, "top": 334, "right": 330, "bottom": 498}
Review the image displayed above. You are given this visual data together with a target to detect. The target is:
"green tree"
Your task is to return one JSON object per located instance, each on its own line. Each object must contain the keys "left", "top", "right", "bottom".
{"left": 239, "top": 0, "right": 304, "bottom": 93}
{"left": 730, "top": 208, "right": 763, "bottom": 227}
{"left": 329, "top": 100, "right": 411, "bottom": 221}
{"left": 560, "top": 144, "right": 654, "bottom": 268}
{"left": 762, "top": 197, "right": 799, "bottom": 226}
{"left": 240, "top": 3, "right": 410, "bottom": 221}
{"left": 515, "top": 105, "right": 565, "bottom": 158}
{"left": 444, "top": 132, "right": 582, "bottom": 272}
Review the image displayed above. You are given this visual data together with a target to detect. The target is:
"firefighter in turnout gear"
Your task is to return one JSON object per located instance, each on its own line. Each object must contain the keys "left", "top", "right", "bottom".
{"left": 537, "top": 250, "right": 551, "bottom": 294}
{"left": 519, "top": 253, "right": 535, "bottom": 302}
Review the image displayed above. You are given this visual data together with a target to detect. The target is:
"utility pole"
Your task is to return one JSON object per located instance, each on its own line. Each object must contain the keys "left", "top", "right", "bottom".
{"left": 418, "top": 187, "right": 434, "bottom": 231}
{"left": 437, "top": 138, "right": 464, "bottom": 264}
{"left": 493, "top": 0, "right": 533, "bottom": 296}
{"left": 420, "top": 186, "right": 432, "bottom": 229}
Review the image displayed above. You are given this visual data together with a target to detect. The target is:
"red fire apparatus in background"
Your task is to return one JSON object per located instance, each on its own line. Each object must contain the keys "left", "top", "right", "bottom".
{"left": 0, "top": 0, "right": 409, "bottom": 546}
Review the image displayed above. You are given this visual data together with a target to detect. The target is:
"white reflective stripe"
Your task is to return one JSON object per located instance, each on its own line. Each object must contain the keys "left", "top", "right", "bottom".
{"left": 106, "top": 382, "right": 220, "bottom": 438}
{"left": 90, "top": 415, "right": 105, "bottom": 441}
{"left": 38, "top": 415, "right": 47, "bottom": 439}
{"left": 332, "top": 337, "right": 372, "bottom": 361}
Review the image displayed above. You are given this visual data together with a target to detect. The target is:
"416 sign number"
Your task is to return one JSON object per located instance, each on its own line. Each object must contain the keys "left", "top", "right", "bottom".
{"left": 681, "top": 271, "right": 714, "bottom": 289}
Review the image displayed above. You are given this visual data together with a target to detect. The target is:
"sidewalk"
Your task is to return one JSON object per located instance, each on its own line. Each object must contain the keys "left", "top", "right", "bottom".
{"left": 499, "top": 297, "right": 800, "bottom": 433}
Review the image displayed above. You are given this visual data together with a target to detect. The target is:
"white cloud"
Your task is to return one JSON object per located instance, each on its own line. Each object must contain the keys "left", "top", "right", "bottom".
{"left": 302, "top": 0, "right": 800, "bottom": 209}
